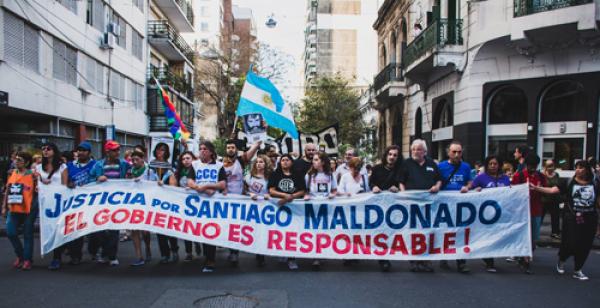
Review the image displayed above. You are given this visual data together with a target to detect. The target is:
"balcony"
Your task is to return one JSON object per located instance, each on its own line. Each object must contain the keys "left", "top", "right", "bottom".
{"left": 374, "top": 63, "right": 404, "bottom": 93}
{"left": 514, "top": 0, "right": 593, "bottom": 17}
{"left": 153, "top": 0, "right": 194, "bottom": 32}
{"left": 147, "top": 81, "right": 194, "bottom": 133}
{"left": 148, "top": 20, "right": 195, "bottom": 64}
{"left": 148, "top": 66, "right": 194, "bottom": 101}
{"left": 402, "top": 18, "right": 464, "bottom": 82}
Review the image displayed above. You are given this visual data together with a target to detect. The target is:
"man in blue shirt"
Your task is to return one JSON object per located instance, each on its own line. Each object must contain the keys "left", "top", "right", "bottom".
{"left": 438, "top": 140, "right": 472, "bottom": 273}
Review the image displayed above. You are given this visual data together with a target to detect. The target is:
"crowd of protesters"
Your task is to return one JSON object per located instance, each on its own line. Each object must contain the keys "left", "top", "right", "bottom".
{"left": 2, "top": 138, "right": 599, "bottom": 281}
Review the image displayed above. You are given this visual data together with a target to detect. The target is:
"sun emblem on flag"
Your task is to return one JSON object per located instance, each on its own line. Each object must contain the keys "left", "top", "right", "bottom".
{"left": 262, "top": 94, "right": 274, "bottom": 108}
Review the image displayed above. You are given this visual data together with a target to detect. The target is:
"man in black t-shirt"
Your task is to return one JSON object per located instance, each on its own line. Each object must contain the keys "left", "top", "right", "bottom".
{"left": 292, "top": 143, "right": 316, "bottom": 177}
{"left": 369, "top": 145, "right": 402, "bottom": 193}
{"left": 400, "top": 139, "right": 442, "bottom": 273}
{"left": 368, "top": 145, "right": 403, "bottom": 272}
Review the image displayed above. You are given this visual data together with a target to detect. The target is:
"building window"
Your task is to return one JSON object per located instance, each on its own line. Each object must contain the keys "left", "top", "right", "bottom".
{"left": 435, "top": 100, "right": 452, "bottom": 129}
{"left": 57, "top": 0, "right": 77, "bottom": 14}
{"left": 87, "top": 0, "right": 105, "bottom": 32}
{"left": 53, "top": 37, "right": 77, "bottom": 86}
{"left": 317, "top": 0, "right": 361, "bottom": 15}
{"left": 132, "top": 0, "right": 144, "bottom": 12}
{"left": 200, "top": 6, "right": 210, "bottom": 17}
{"left": 110, "top": 70, "right": 125, "bottom": 101}
{"left": 110, "top": 12, "right": 127, "bottom": 49}
{"left": 132, "top": 30, "right": 143, "bottom": 60}
{"left": 415, "top": 107, "right": 423, "bottom": 138}
{"left": 540, "top": 81, "right": 586, "bottom": 122}
{"left": 488, "top": 86, "right": 528, "bottom": 124}
{"left": 3, "top": 12, "right": 39, "bottom": 72}
{"left": 84, "top": 54, "right": 106, "bottom": 94}
{"left": 200, "top": 22, "right": 209, "bottom": 32}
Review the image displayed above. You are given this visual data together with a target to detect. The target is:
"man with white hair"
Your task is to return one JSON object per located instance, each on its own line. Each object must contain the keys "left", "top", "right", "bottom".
{"left": 399, "top": 139, "right": 442, "bottom": 272}
{"left": 334, "top": 147, "right": 367, "bottom": 182}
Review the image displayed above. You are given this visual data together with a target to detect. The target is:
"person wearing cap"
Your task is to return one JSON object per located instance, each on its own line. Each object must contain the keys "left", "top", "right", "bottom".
{"left": 89, "top": 140, "right": 131, "bottom": 266}
{"left": 57, "top": 140, "right": 97, "bottom": 267}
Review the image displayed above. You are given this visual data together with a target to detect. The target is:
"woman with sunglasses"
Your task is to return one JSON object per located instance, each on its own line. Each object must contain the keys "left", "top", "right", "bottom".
{"left": 2, "top": 152, "right": 36, "bottom": 270}
{"left": 35, "top": 143, "right": 68, "bottom": 270}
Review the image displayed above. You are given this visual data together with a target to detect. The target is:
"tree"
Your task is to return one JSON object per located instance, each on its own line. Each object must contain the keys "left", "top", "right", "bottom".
{"left": 298, "top": 75, "right": 364, "bottom": 146}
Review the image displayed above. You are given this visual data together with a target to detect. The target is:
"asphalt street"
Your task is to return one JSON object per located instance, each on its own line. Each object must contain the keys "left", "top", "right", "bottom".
{"left": 0, "top": 235, "right": 598, "bottom": 308}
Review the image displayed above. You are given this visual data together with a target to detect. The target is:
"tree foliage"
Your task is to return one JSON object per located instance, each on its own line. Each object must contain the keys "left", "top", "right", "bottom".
{"left": 298, "top": 75, "right": 364, "bottom": 146}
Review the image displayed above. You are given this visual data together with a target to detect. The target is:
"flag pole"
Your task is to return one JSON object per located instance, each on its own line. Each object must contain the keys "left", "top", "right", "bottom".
{"left": 230, "top": 115, "right": 239, "bottom": 139}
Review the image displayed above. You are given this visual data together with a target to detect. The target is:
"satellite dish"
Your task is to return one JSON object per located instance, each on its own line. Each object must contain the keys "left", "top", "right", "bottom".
{"left": 265, "top": 14, "right": 277, "bottom": 28}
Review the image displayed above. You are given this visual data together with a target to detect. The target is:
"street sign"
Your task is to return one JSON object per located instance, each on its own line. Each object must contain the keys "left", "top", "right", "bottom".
{"left": 105, "top": 125, "right": 115, "bottom": 141}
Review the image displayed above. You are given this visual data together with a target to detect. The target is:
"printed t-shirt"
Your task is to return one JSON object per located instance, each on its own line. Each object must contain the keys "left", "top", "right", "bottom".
{"left": 6, "top": 170, "right": 35, "bottom": 214}
{"left": 305, "top": 172, "right": 337, "bottom": 197}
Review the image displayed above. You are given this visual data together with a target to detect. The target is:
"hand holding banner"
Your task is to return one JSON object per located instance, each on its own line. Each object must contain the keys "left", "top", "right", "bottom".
{"left": 38, "top": 181, "right": 531, "bottom": 260}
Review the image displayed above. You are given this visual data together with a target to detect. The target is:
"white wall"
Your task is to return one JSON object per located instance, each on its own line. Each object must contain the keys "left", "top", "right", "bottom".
{"left": 0, "top": 0, "right": 148, "bottom": 135}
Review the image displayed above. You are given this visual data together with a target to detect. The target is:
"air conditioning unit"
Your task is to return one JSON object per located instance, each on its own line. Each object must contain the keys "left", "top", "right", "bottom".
{"left": 107, "top": 22, "right": 121, "bottom": 37}
{"left": 100, "top": 32, "right": 115, "bottom": 49}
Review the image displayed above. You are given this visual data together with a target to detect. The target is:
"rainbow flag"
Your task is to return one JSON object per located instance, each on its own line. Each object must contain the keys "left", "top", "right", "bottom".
{"left": 154, "top": 78, "right": 191, "bottom": 142}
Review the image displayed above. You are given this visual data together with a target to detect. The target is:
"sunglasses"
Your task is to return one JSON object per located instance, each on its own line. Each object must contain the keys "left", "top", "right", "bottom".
{"left": 41, "top": 146, "right": 52, "bottom": 151}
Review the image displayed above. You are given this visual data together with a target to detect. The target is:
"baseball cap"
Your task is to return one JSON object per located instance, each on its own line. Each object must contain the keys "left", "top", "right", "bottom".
{"left": 104, "top": 140, "right": 120, "bottom": 151}
{"left": 77, "top": 141, "right": 92, "bottom": 151}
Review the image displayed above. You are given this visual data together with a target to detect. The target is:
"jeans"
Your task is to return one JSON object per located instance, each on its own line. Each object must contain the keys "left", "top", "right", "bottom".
{"left": 6, "top": 201, "right": 39, "bottom": 262}
{"left": 157, "top": 235, "right": 179, "bottom": 257}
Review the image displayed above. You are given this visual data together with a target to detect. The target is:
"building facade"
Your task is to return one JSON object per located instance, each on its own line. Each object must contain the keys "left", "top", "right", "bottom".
{"left": 0, "top": 0, "right": 147, "bottom": 175}
{"left": 373, "top": 0, "right": 600, "bottom": 175}
{"left": 147, "top": 0, "right": 196, "bottom": 151}
{"left": 304, "top": 0, "right": 380, "bottom": 90}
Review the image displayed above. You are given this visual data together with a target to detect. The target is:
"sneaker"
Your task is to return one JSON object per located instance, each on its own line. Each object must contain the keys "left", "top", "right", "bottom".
{"left": 159, "top": 256, "right": 169, "bottom": 264}
{"left": 183, "top": 254, "right": 194, "bottom": 262}
{"left": 440, "top": 260, "right": 451, "bottom": 270}
{"left": 169, "top": 252, "right": 179, "bottom": 263}
{"left": 21, "top": 260, "right": 32, "bottom": 271}
{"left": 485, "top": 265, "right": 497, "bottom": 273}
{"left": 287, "top": 259, "right": 299, "bottom": 270}
{"left": 96, "top": 256, "right": 108, "bottom": 264}
{"left": 312, "top": 260, "right": 321, "bottom": 271}
{"left": 12, "top": 257, "right": 23, "bottom": 269}
{"left": 519, "top": 260, "right": 533, "bottom": 274}
{"left": 48, "top": 259, "right": 61, "bottom": 270}
{"left": 130, "top": 259, "right": 145, "bottom": 267}
{"left": 457, "top": 264, "right": 471, "bottom": 274}
{"left": 505, "top": 257, "right": 516, "bottom": 263}
{"left": 379, "top": 260, "right": 391, "bottom": 272}
{"left": 556, "top": 262, "right": 565, "bottom": 275}
{"left": 202, "top": 264, "right": 215, "bottom": 273}
{"left": 573, "top": 270, "right": 589, "bottom": 281}
{"left": 110, "top": 259, "right": 119, "bottom": 267}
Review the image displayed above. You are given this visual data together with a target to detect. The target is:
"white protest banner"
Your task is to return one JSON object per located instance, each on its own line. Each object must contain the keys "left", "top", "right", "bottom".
{"left": 38, "top": 181, "right": 532, "bottom": 260}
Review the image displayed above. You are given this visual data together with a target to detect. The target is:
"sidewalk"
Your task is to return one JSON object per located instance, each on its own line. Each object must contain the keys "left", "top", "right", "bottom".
{"left": 1, "top": 216, "right": 599, "bottom": 249}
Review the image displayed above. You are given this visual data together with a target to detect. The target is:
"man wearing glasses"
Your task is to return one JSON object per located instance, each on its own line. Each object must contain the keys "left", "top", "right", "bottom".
{"left": 438, "top": 140, "right": 472, "bottom": 273}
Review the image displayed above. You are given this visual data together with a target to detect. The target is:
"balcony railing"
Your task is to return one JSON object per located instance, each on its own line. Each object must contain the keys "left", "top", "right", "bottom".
{"left": 148, "top": 66, "right": 194, "bottom": 100}
{"left": 147, "top": 86, "right": 194, "bottom": 133}
{"left": 373, "top": 62, "right": 403, "bottom": 92}
{"left": 175, "top": 0, "right": 194, "bottom": 26}
{"left": 403, "top": 19, "right": 463, "bottom": 69}
{"left": 148, "top": 20, "right": 195, "bottom": 64}
{"left": 514, "top": 0, "right": 593, "bottom": 17}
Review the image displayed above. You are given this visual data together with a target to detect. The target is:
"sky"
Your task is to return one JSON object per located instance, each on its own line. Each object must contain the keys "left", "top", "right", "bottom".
{"left": 232, "top": 0, "right": 307, "bottom": 104}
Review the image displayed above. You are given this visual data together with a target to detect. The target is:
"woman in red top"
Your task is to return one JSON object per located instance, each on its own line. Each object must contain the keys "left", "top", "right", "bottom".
{"left": 511, "top": 154, "right": 560, "bottom": 274}
{"left": 2, "top": 152, "right": 37, "bottom": 270}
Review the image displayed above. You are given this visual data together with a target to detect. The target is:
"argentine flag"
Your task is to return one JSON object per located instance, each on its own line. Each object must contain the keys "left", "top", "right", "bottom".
{"left": 236, "top": 71, "right": 299, "bottom": 138}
